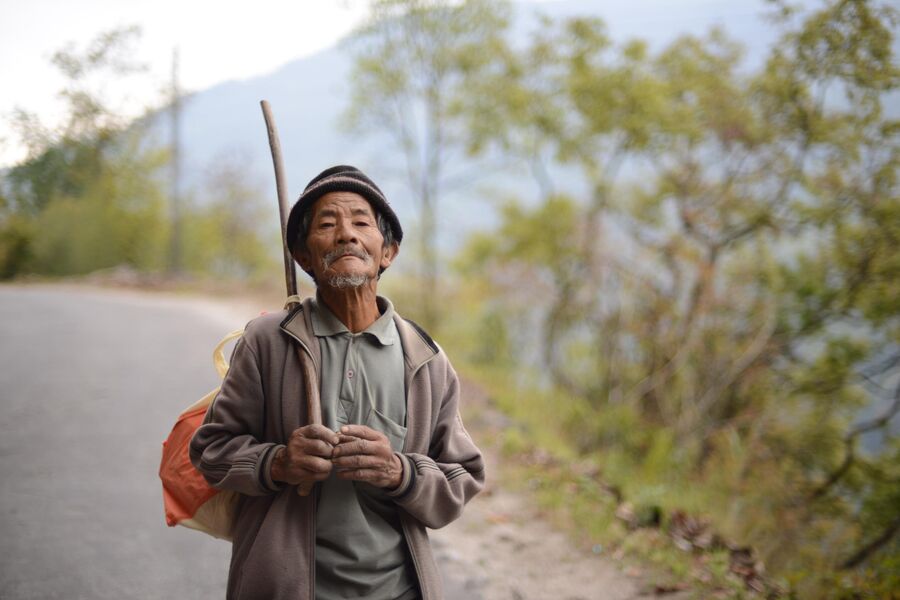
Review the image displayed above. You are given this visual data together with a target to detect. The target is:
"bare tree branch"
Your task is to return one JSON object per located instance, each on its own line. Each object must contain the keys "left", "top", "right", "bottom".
{"left": 809, "top": 378, "right": 900, "bottom": 501}
{"left": 840, "top": 514, "right": 900, "bottom": 570}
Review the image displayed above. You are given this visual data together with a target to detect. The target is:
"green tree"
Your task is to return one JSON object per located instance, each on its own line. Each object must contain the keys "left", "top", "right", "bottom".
{"left": 343, "top": 0, "right": 511, "bottom": 329}
{"left": 1, "top": 26, "right": 169, "bottom": 277}
{"left": 6, "top": 26, "right": 148, "bottom": 214}
{"left": 456, "top": 0, "right": 898, "bottom": 593}
{"left": 181, "top": 153, "right": 278, "bottom": 280}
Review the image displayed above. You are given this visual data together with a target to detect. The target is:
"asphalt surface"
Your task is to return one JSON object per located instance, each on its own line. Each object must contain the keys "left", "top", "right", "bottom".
{"left": 0, "top": 286, "right": 237, "bottom": 598}
{"left": 0, "top": 285, "right": 474, "bottom": 599}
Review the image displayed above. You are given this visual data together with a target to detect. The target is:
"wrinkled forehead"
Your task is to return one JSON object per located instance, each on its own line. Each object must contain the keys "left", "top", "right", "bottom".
{"left": 309, "top": 191, "right": 377, "bottom": 220}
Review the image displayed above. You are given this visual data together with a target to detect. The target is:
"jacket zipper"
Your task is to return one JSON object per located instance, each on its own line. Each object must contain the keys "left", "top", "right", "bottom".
{"left": 280, "top": 328, "right": 318, "bottom": 599}
{"left": 400, "top": 518, "right": 425, "bottom": 599}
{"left": 400, "top": 351, "right": 438, "bottom": 600}
{"left": 298, "top": 336, "right": 318, "bottom": 600}
{"left": 309, "top": 491, "right": 316, "bottom": 600}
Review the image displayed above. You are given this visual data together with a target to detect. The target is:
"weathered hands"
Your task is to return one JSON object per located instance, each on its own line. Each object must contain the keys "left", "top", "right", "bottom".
{"left": 271, "top": 424, "right": 340, "bottom": 486}
{"left": 331, "top": 424, "right": 403, "bottom": 490}
{"left": 270, "top": 424, "right": 403, "bottom": 490}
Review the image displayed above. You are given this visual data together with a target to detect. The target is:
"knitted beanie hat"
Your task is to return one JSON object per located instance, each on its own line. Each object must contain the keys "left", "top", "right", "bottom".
{"left": 286, "top": 165, "right": 403, "bottom": 260}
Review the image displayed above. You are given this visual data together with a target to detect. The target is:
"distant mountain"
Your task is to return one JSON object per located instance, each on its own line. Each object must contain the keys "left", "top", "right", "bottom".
{"left": 155, "top": 0, "right": 802, "bottom": 249}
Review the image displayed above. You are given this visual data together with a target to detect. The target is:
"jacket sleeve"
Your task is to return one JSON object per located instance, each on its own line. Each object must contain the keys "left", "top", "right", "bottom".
{"left": 389, "top": 362, "right": 485, "bottom": 529}
{"left": 189, "top": 332, "right": 285, "bottom": 496}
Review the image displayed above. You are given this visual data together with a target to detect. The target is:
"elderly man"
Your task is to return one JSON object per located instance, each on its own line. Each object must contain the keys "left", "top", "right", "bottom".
{"left": 190, "top": 165, "right": 484, "bottom": 600}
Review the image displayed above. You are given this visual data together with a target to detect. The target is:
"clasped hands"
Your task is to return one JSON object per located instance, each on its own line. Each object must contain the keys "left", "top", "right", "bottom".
{"left": 270, "top": 424, "right": 403, "bottom": 490}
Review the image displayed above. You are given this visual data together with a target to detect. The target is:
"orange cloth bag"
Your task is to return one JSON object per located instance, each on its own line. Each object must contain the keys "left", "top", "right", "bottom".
{"left": 160, "top": 329, "right": 243, "bottom": 540}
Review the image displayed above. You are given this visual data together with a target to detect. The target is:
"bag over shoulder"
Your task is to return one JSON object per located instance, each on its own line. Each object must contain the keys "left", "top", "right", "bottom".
{"left": 159, "top": 329, "right": 243, "bottom": 541}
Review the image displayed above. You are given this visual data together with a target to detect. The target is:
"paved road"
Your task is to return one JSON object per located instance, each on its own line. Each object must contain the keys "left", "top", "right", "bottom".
{"left": 0, "top": 285, "right": 238, "bottom": 598}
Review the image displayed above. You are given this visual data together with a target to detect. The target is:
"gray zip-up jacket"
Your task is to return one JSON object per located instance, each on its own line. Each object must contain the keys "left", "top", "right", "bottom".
{"left": 189, "top": 298, "right": 485, "bottom": 599}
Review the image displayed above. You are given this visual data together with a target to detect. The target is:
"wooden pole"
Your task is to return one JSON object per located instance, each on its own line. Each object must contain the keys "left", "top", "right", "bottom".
{"left": 260, "top": 100, "right": 298, "bottom": 304}
{"left": 259, "top": 100, "right": 320, "bottom": 497}
{"left": 168, "top": 47, "right": 183, "bottom": 275}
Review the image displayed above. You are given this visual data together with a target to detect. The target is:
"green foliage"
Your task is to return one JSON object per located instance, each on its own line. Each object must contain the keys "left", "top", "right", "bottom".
{"left": 1, "top": 27, "right": 275, "bottom": 283}
{"left": 444, "top": 0, "right": 899, "bottom": 595}
{"left": 0, "top": 27, "right": 168, "bottom": 279}
{"left": 343, "top": 0, "right": 512, "bottom": 329}
{"left": 179, "top": 157, "right": 277, "bottom": 280}
{"left": 0, "top": 213, "right": 35, "bottom": 278}
{"left": 459, "top": 195, "right": 580, "bottom": 272}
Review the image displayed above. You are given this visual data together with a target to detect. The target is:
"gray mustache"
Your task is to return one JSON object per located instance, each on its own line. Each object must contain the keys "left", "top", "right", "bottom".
{"left": 322, "top": 246, "right": 372, "bottom": 268}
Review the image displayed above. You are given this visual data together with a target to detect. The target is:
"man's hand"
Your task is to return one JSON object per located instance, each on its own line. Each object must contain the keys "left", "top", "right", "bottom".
{"left": 271, "top": 424, "right": 339, "bottom": 485}
{"left": 331, "top": 425, "right": 403, "bottom": 490}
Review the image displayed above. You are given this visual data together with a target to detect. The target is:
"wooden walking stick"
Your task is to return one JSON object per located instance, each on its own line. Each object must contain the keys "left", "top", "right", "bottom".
{"left": 260, "top": 100, "right": 322, "bottom": 497}
{"left": 260, "top": 100, "right": 298, "bottom": 304}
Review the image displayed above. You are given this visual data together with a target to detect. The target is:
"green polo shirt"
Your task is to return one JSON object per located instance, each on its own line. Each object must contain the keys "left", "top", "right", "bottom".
{"left": 311, "top": 295, "right": 418, "bottom": 600}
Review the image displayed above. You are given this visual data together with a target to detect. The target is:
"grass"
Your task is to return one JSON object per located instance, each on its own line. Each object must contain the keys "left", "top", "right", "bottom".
{"left": 453, "top": 357, "right": 778, "bottom": 599}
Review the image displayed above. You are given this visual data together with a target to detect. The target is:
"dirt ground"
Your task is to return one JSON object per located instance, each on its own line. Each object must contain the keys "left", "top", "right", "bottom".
{"left": 429, "top": 378, "right": 684, "bottom": 600}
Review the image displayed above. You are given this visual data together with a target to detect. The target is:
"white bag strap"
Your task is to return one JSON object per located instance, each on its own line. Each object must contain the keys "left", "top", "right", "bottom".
{"left": 213, "top": 329, "right": 245, "bottom": 379}
{"left": 212, "top": 296, "right": 301, "bottom": 379}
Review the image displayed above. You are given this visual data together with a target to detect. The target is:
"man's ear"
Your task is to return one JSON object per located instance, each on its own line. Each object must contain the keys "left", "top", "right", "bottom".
{"left": 380, "top": 241, "right": 400, "bottom": 270}
{"left": 294, "top": 247, "right": 312, "bottom": 273}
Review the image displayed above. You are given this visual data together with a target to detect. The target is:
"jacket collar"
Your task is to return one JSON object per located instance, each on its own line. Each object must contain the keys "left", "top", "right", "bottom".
{"left": 393, "top": 313, "right": 438, "bottom": 373}
{"left": 279, "top": 297, "right": 321, "bottom": 371}
{"left": 310, "top": 293, "right": 397, "bottom": 347}
{"left": 279, "top": 296, "right": 437, "bottom": 373}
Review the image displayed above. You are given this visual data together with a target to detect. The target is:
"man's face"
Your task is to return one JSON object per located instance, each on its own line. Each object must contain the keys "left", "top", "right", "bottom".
{"left": 297, "top": 191, "right": 398, "bottom": 290}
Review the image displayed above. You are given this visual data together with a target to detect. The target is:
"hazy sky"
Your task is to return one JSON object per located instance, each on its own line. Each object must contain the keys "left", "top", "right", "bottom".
{"left": 0, "top": 0, "right": 804, "bottom": 169}
{"left": 1, "top": 0, "right": 582, "bottom": 168}
{"left": 0, "top": 0, "right": 377, "bottom": 166}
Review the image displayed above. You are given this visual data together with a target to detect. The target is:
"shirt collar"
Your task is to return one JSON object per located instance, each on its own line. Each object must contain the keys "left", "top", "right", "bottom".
{"left": 310, "top": 293, "right": 397, "bottom": 346}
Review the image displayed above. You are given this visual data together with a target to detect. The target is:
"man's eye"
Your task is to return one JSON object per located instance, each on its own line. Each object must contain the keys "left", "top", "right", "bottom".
{"left": 320, "top": 222, "right": 335, "bottom": 228}
{"left": 355, "top": 221, "right": 371, "bottom": 227}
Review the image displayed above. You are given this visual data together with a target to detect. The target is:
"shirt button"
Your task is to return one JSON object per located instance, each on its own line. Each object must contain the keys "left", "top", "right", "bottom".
{"left": 347, "top": 369, "right": 354, "bottom": 379}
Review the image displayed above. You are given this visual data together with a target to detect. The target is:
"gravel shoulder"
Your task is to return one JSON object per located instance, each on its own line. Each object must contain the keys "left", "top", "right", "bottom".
{"left": 430, "top": 378, "right": 668, "bottom": 600}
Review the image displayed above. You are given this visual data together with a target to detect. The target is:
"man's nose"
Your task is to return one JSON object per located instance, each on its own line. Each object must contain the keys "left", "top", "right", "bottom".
{"left": 335, "top": 219, "right": 358, "bottom": 243}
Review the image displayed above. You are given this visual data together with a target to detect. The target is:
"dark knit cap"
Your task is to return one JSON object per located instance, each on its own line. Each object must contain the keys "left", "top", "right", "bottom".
{"left": 286, "top": 165, "right": 403, "bottom": 257}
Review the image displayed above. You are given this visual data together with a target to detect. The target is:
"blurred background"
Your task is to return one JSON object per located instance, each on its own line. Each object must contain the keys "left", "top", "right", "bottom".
{"left": 1, "top": 0, "right": 898, "bottom": 598}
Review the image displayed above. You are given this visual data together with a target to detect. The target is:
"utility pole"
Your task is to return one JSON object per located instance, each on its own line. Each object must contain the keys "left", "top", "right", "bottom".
{"left": 168, "top": 46, "right": 183, "bottom": 275}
